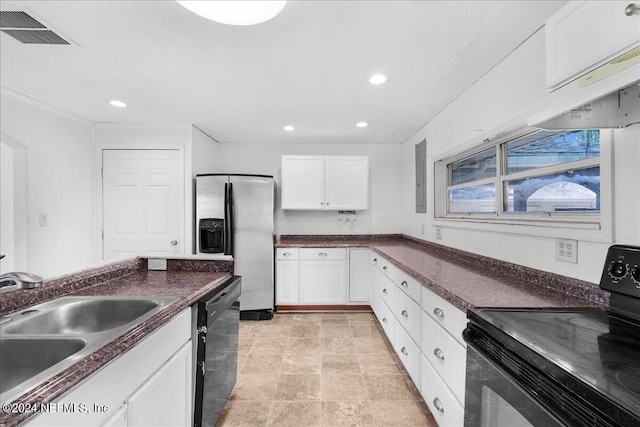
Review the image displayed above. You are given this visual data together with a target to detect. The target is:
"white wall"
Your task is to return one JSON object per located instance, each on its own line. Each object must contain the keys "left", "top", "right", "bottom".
{"left": 0, "top": 94, "right": 96, "bottom": 278}
{"left": 213, "top": 142, "right": 403, "bottom": 236}
{"left": 401, "top": 29, "right": 640, "bottom": 284}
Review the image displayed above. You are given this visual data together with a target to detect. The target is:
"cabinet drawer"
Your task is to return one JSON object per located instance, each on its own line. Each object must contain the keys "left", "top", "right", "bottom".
{"left": 421, "top": 287, "right": 467, "bottom": 346}
{"left": 375, "top": 296, "right": 395, "bottom": 344}
{"left": 300, "top": 248, "right": 346, "bottom": 260}
{"left": 395, "top": 268, "right": 422, "bottom": 304}
{"left": 276, "top": 248, "right": 299, "bottom": 260}
{"left": 421, "top": 311, "right": 466, "bottom": 403}
{"left": 372, "top": 254, "right": 394, "bottom": 276}
{"left": 421, "top": 355, "right": 464, "bottom": 427}
{"left": 394, "top": 324, "right": 421, "bottom": 390}
{"left": 375, "top": 271, "right": 395, "bottom": 311}
{"left": 394, "top": 288, "right": 421, "bottom": 344}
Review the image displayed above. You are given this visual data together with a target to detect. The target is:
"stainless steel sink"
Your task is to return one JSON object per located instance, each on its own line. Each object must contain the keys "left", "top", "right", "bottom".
{"left": 3, "top": 298, "right": 161, "bottom": 334}
{"left": 0, "top": 338, "right": 87, "bottom": 394}
{"left": 0, "top": 295, "right": 179, "bottom": 403}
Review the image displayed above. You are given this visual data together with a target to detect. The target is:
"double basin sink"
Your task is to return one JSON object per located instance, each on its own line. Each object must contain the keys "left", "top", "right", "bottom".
{"left": 0, "top": 295, "right": 178, "bottom": 403}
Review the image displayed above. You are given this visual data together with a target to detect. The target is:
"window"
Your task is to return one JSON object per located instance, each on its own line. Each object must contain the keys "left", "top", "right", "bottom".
{"left": 440, "top": 129, "right": 603, "bottom": 223}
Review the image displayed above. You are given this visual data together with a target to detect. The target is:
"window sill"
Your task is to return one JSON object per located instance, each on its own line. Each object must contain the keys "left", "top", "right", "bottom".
{"left": 433, "top": 216, "right": 612, "bottom": 243}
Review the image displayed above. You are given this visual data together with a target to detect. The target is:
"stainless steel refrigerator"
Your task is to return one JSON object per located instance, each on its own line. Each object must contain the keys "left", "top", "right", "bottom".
{"left": 195, "top": 174, "right": 275, "bottom": 320}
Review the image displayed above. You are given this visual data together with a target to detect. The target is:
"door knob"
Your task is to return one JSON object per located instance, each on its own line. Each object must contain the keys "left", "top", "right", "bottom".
{"left": 170, "top": 240, "right": 178, "bottom": 246}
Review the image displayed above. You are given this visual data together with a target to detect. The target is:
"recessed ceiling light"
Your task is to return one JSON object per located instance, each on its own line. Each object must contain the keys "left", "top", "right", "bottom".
{"left": 369, "top": 74, "right": 387, "bottom": 85}
{"left": 283, "top": 125, "right": 295, "bottom": 131}
{"left": 176, "top": 1, "right": 287, "bottom": 26}
{"left": 109, "top": 100, "right": 127, "bottom": 108}
{"left": 356, "top": 122, "right": 368, "bottom": 128}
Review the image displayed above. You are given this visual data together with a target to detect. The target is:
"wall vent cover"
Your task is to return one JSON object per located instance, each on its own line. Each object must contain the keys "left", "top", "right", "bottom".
{"left": 0, "top": 11, "right": 70, "bottom": 44}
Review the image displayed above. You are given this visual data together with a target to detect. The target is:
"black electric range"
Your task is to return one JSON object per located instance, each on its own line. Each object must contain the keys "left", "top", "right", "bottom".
{"left": 464, "top": 245, "right": 640, "bottom": 427}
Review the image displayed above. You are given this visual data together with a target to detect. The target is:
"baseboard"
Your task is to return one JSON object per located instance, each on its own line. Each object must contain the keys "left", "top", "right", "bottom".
{"left": 276, "top": 304, "right": 372, "bottom": 312}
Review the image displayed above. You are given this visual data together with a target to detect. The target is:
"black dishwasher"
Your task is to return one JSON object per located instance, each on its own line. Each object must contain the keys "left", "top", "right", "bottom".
{"left": 193, "top": 276, "right": 241, "bottom": 427}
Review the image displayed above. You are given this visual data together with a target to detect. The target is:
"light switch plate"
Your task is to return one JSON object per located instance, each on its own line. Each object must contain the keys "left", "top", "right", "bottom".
{"left": 148, "top": 258, "right": 167, "bottom": 270}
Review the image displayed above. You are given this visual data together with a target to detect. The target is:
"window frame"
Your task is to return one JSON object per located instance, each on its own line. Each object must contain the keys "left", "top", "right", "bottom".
{"left": 433, "top": 127, "right": 613, "bottom": 242}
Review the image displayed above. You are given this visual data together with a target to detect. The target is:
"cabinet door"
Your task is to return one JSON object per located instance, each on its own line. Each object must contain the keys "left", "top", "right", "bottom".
{"left": 325, "top": 156, "right": 369, "bottom": 210}
{"left": 281, "top": 155, "right": 325, "bottom": 209}
{"left": 100, "top": 405, "right": 127, "bottom": 427}
{"left": 348, "top": 249, "right": 372, "bottom": 303}
{"left": 546, "top": 1, "right": 640, "bottom": 90}
{"left": 127, "top": 342, "right": 192, "bottom": 427}
{"left": 299, "top": 260, "right": 347, "bottom": 304}
{"left": 276, "top": 260, "right": 299, "bottom": 304}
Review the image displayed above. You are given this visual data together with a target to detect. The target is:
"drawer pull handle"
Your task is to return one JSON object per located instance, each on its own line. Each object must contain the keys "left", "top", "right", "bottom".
{"left": 401, "top": 280, "right": 408, "bottom": 287}
{"left": 625, "top": 3, "right": 638, "bottom": 16}
{"left": 433, "top": 307, "right": 445, "bottom": 319}
{"left": 373, "top": 258, "right": 378, "bottom": 263}
{"left": 433, "top": 347, "right": 445, "bottom": 360}
{"left": 433, "top": 398, "right": 444, "bottom": 413}
{"left": 382, "top": 317, "right": 387, "bottom": 324}
{"left": 319, "top": 252, "right": 328, "bottom": 256}
{"left": 401, "top": 347, "right": 408, "bottom": 355}
{"left": 382, "top": 266, "right": 387, "bottom": 271}
{"left": 283, "top": 252, "right": 292, "bottom": 257}
{"left": 383, "top": 288, "right": 388, "bottom": 294}
{"left": 401, "top": 310, "right": 409, "bottom": 318}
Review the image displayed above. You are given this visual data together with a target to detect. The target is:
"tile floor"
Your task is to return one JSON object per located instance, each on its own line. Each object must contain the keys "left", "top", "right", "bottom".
{"left": 215, "top": 311, "right": 437, "bottom": 427}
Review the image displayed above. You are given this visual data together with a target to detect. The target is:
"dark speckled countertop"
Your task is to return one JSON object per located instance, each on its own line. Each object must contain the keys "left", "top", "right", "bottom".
{"left": 0, "top": 257, "right": 233, "bottom": 427}
{"left": 277, "top": 234, "right": 607, "bottom": 311}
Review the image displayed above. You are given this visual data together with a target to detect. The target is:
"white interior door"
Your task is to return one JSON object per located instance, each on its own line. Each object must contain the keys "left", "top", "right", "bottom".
{"left": 103, "top": 149, "right": 183, "bottom": 260}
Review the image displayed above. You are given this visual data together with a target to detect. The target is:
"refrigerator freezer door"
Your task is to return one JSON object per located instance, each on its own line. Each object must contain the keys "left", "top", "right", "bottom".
{"left": 229, "top": 175, "right": 275, "bottom": 312}
{"left": 195, "top": 175, "right": 228, "bottom": 254}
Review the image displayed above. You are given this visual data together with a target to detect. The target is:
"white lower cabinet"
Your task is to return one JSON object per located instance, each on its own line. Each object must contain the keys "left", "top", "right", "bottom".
{"left": 276, "top": 247, "right": 370, "bottom": 306}
{"left": 370, "top": 252, "right": 468, "bottom": 427}
{"left": 27, "top": 309, "right": 192, "bottom": 427}
{"left": 127, "top": 341, "right": 192, "bottom": 427}
{"left": 394, "top": 286, "right": 421, "bottom": 344}
{"left": 276, "top": 248, "right": 300, "bottom": 304}
{"left": 348, "top": 248, "right": 372, "bottom": 303}
{"left": 299, "top": 248, "right": 347, "bottom": 304}
{"left": 100, "top": 405, "right": 127, "bottom": 427}
{"left": 422, "top": 311, "right": 467, "bottom": 403}
{"left": 374, "top": 295, "right": 395, "bottom": 344}
{"left": 421, "top": 354, "right": 465, "bottom": 427}
{"left": 394, "top": 322, "right": 421, "bottom": 389}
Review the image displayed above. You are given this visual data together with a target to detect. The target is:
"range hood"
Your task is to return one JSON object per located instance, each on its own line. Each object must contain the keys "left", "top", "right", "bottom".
{"left": 535, "top": 82, "right": 640, "bottom": 130}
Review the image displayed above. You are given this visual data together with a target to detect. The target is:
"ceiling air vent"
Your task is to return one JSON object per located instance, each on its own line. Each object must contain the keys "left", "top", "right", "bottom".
{"left": 0, "top": 11, "right": 69, "bottom": 44}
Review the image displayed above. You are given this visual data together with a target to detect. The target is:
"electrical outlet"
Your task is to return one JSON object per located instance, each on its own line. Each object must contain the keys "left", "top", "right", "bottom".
{"left": 436, "top": 227, "right": 442, "bottom": 240}
{"left": 148, "top": 258, "right": 167, "bottom": 271}
{"left": 39, "top": 213, "right": 47, "bottom": 227}
{"left": 556, "top": 239, "right": 578, "bottom": 263}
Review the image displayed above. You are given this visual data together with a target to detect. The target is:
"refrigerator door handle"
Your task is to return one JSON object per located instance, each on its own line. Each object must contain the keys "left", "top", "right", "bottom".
{"left": 223, "top": 182, "right": 230, "bottom": 255}
{"left": 227, "top": 182, "right": 234, "bottom": 256}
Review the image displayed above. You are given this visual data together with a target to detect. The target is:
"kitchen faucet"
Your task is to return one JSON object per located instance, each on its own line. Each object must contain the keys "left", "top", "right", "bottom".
{"left": 0, "top": 272, "right": 44, "bottom": 293}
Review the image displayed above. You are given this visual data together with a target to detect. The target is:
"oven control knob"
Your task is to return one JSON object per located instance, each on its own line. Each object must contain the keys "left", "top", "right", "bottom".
{"left": 631, "top": 266, "right": 640, "bottom": 284}
{"left": 608, "top": 261, "right": 628, "bottom": 279}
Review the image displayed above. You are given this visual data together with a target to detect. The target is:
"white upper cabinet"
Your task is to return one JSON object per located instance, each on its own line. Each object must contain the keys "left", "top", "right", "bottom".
{"left": 281, "top": 155, "right": 369, "bottom": 210}
{"left": 545, "top": 1, "right": 640, "bottom": 91}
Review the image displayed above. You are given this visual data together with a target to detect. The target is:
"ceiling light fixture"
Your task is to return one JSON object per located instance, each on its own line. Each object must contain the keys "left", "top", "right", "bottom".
{"left": 176, "top": 1, "right": 287, "bottom": 26}
{"left": 356, "top": 122, "right": 368, "bottom": 128}
{"left": 369, "top": 74, "right": 387, "bottom": 85}
{"left": 109, "top": 100, "right": 127, "bottom": 108}
{"left": 283, "top": 125, "right": 295, "bottom": 131}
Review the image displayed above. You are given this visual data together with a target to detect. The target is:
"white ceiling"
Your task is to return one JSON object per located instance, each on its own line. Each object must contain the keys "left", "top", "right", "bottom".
{"left": 0, "top": 1, "right": 566, "bottom": 144}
